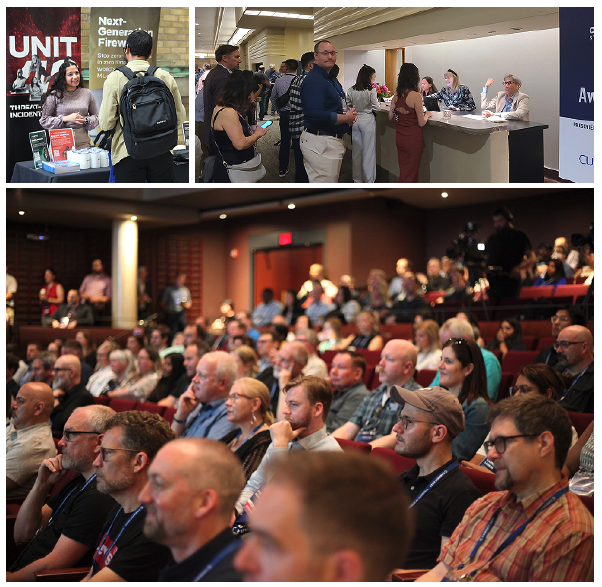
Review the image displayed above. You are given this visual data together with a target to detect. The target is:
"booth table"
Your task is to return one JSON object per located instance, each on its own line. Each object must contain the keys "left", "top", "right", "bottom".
{"left": 374, "top": 106, "right": 548, "bottom": 183}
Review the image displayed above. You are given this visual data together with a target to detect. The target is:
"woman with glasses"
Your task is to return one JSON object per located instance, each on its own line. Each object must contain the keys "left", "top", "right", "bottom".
{"left": 230, "top": 344, "right": 259, "bottom": 380}
{"left": 220, "top": 378, "right": 273, "bottom": 480}
{"left": 439, "top": 338, "right": 492, "bottom": 461}
{"left": 86, "top": 341, "right": 119, "bottom": 397}
{"left": 485, "top": 316, "right": 527, "bottom": 360}
{"left": 106, "top": 347, "right": 161, "bottom": 402}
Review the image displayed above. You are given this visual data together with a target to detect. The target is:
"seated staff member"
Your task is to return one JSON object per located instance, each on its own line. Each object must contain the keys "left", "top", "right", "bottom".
{"left": 429, "top": 69, "right": 475, "bottom": 111}
{"left": 481, "top": 74, "right": 529, "bottom": 120}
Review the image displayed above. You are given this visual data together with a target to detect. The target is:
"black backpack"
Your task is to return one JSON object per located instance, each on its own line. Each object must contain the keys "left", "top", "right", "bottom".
{"left": 116, "top": 65, "right": 178, "bottom": 159}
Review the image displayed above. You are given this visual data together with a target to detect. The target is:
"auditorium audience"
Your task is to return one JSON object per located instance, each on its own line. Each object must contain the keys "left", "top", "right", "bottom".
{"left": 126, "top": 333, "right": 145, "bottom": 357}
{"left": 414, "top": 318, "right": 442, "bottom": 371}
{"left": 340, "top": 310, "right": 383, "bottom": 351}
{"left": 230, "top": 344, "right": 259, "bottom": 380}
{"left": 60, "top": 339, "right": 93, "bottom": 386}
{"left": 85, "top": 341, "right": 118, "bottom": 396}
{"left": 532, "top": 306, "right": 586, "bottom": 367}
{"left": 39, "top": 268, "right": 64, "bottom": 326}
{"left": 106, "top": 346, "right": 161, "bottom": 402}
{"left": 532, "top": 258, "right": 567, "bottom": 287}
{"left": 147, "top": 351, "right": 185, "bottom": 403}
{"left": 485, "top": 316, "right": 527, "bottom": 360}
{"left": 75, "top": 330, "right": 97, "bottom": 369}
{"left": 317, "top": 317, "right": 344, "bottom": 353}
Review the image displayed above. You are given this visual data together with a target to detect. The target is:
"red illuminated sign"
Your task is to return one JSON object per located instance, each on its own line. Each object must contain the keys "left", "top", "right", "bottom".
{"left": 279, "top": 232, "right": 292, "bottom": 245}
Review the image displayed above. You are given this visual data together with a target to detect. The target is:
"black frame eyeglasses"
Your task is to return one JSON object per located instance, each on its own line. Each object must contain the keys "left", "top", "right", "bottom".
{"left": 99, "top": 446, "right": 140, "bottom": 462}
{"left": 553, "top": 340, "right": 585, "bottom": 351}
{"left": 63, "top": 430, "right": 99, "bottom": 442}
{"left": 483, "top": 434, "right": 538, "bottom": 454}
{"left": 397, "top": 415, "right": 439, "bottom": 430}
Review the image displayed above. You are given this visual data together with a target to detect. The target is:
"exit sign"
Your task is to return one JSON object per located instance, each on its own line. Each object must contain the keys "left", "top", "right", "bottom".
{"left": 279, "top": 232, "right": 292, "bottom": 245}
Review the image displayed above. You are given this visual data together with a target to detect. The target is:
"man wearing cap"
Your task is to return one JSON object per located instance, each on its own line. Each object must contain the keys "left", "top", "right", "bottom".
{"left": 391, "top": 386, "right": 481, "bottom": 570}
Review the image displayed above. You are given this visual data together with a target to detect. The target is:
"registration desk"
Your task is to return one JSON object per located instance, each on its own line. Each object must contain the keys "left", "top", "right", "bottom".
{"left": 374, "top": 106, "right": 548, "bottom": 183}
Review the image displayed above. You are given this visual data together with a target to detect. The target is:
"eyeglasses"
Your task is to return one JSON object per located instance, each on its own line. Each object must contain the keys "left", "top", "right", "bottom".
{"left": 53, "top": 367, "right": 71, "bottom": 372}
{"left": 553, "top": 340, "right": 585, "bottom": 351}
{"left": 63, "top": 430, "right": 99, "bottom": 442}
{"left": 227, "top": 393, "right": 251, "bottom": 402}
{"left": 550, "top": 315, "right": 570, "bottom": 323}
{"left": 483, "top": 434, "right": 538, "bottom": 454}
{"left": 397, "top": 415, "right": 439, "bottom": 430}
{"left": 509, "top": 385, "right": 536, "bottom": 396}
{"left": 503, "top": 80, "right": 515, "bottom": 85}
{"left": 99, "top": 446, "right": 140, "bottom": 462}
{"left": 317, "top": 51, "right": 337, "bottom": 57}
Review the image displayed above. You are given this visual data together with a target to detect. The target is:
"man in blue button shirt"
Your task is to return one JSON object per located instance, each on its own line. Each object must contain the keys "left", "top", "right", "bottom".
{"left": 480, "top": 74, "right": 529, "bottom": 120}
{"left": 300, "top": 40, "right": 357, "bottom": 182}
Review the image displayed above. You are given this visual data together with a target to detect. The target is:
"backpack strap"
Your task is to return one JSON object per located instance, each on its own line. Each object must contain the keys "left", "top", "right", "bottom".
{"left": 146, "top": 65, "right": 159, "bottom": 77}
{"left": 116, "top": 65, "right": 136, "bottom": 80}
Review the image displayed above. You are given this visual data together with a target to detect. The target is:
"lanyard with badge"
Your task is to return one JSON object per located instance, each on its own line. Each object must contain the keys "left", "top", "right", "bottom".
{"left": 93, "top": 505, "right": 144, "bottom": 569}
{"left": 192, "top": 540, "right": 242, "bottom": 581}
{"left": 442, "top": 486, "right": 568, "bottom": 581}
{"left": 559, "top": 366, "right": 588, "bottom": 403}
{"left": 356, "top": 389, "right": 392, "bottom": 443}
{"left": 410, "top": 461, "right": 458, "bottom": 508}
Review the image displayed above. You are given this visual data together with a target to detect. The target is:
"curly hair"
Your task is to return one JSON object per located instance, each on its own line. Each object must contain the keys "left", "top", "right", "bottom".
{"left": 40, "top": 58, "right": 81, "bottom": 107}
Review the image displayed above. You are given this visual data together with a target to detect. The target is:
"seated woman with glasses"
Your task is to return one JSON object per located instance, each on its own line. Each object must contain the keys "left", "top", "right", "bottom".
{"left": 464, "top": 363, "right": 578, "bottom": 474}
{"left": 438, "top": 338, "right": 492, "bottom": 461}
{"left": 220, "top": 378, "right": 273, "bottom": 480}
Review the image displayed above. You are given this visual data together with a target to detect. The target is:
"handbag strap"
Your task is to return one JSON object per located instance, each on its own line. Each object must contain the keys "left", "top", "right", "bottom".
{"left": 210, "top": 107, "right": 229, "bottom": 165}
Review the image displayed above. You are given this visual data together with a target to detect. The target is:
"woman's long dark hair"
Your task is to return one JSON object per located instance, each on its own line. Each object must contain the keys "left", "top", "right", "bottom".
{"left": 40, "top": 58, "right": 81, "bottom": 107}
{"left": 545, "top": 258, "right": 567, "bottom": 284}
{"left": 422, "top": 76, "right": 438, "bottom": 96}
{"left": 353, "top": 64, "right": 376, "bottom": 91}
{"left": 442, "top": 338, "right": 491, "bottom": 406}
{"left": 147, "top": 352, "right": 185, "bottom": 403}
{"left": 499, "top": 316, "right": 523, "bottom": 349}
{"left": 396, "top": 62, "right": 420, "bottom": 97}
{"left": 217, "top": 69, "right": 258, "bottom": 111}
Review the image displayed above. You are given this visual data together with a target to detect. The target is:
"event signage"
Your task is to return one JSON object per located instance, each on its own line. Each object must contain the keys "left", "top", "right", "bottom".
{"left": 558, "top": 7, "right": 593, "bottom": 182}
{"left": 88, "top": 7, "right": 161, "bottom": 90}
{"left": 6, "top": 7, "right": 80, "bottom": 180}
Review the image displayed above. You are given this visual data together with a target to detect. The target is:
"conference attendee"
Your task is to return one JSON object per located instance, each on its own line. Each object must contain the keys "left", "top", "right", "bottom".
{"left": 296, "top": 329, "right": 328, "bottom": 379}
{"left": 281, "top": 289, "right": 305, "bottom": 325}
{"left": 209, "top": 70, "right": 268, "bottom": 183}
{"left": 417, "top": 395, "right": 594, "bottom": 582}
{"left": 346, "top": 64, "right": 379, "bottom": 183}
{"left": 387, "top": 271, "right": 430, "bottom": 322}
{"left": 272, "top": 341, "right": 309, "bottom": 420}
{"left": 147, "top": 352, "right": 185, "bottom": 403}
{"left": 137, "top": 265, "right": 151, "bottom": 320}
{"left": 554, "top": 325, "right": 594, "bottom": 413}
{"left": 332, "top": 339, "right": 420, "bottom": 448}
{"left": 389, "top": 62, "right": 433, "bottom": 182}
{"left": 391, "top": 385, "right": 482, "bottom": 569}
{"left": 485, "top": 317, "right": 527, "bottom": 360}
{"left": 340, "top": 309, "right": 383, "bottom": 351}
{"left": 31, "top": 351, "right": 56, "bottom": 386}
{"left": 252, "top": 288, "right": 283, "bottom": 327}
{"left": 388, "top": 258, "right": 412, "bottom": 301}
{"left": 421, "top": 76, "right": 438, "bottom": 97}
{"left": 50, "top": 354, "right": 94, "bottom": 437}
{"left": 6, "top": 353, "right": 21, "bottom": 403}
{"left": 78, "top": 258, "right": 111, "bottom": 320}
{"left": 255, "top": 331, "right": 279, "bottom": 374}
{"left": 532, "top": 306, "right": 585, "bottom": 367}
{"left": 60, "top": 339, "right": 93, "bottom": 387}
{"left": 438, "top": 338, "right": 492, "bottom": 461}
{"left": 106, "top": 347, "right": 161, "bottom": 402}
{"left": 51, "top": 289, "right": 94, "bottom": 329}
{"left": 39, "top": 268, "right": 64, "bottom": 326}
{"left": 430, "top": 69, "right": 476, "bottom": 111}
{"left": 101, "top": 349, "right": 136, "bottom": 396}
{"left": 75, "top": 330, "right": 97, "bottom": 369}
{"left": 85, "top": 341, "right": 118, "bottom": 397}
{"left": 481, "top": 74, "right": 529, "bottom": 120}
{"left": 220, "top": 378, "right": 273, "bottom": 480}
{"left": 297, "top": 263, "right": 338, "bottom": 302}
{"left": 234, "top": 375, "right": 341, "bottom": 517}
{"left": 317, "top": 317, "right": 344, "bottom": 353}
{"left": 126, "top": 334, "right": 145, "bottom": 357}
{"left": 416, "top": 257, "right": 450, "bottom": 292}
{"left": 305, "top": 281, "right": 335, "bottom": 327}
{"left": 86, "top": 411, "right": 175, "bottom": 581}
{"left": 39, "top": 59, "right": 99, "bottom": 149}
{"left": 230, "top": 345, "right": 259, "bottom": 380}
{"left": 98, "top": 30, "right": 186, "bottom": 182}
{"left": 532, "top": 258, "right": 567, "bottom": 287}
{"left": 234, "top": 451, "right": 413, "bottom": 581}
{"left": 18, "top": 342, "right": 43, "bottom": 386}
{"left": 414, "top": 319, "right": 442, "bottom": 371}
{"left": 300, "top": 40, "right": 357, "bottom": 182}
{"left": 326, "top": 351, "right": 370, "bottom": 433}
{"left": 6, "top": 268, "right": 18, "bottom": 330}
{"left": 271, "top": 59, "right": 298, "bottom": 178}
{"left": 139, "top": 438, "right": 246, "bottom": 581}
{"left": 326, "top": 284, "right": 361, "bottom": 324}
{"left": 162, "top": 273, "right": 192, "bottom": 338}
{"left": 171, "top": 351, "right": 238, "bottom": 440}
{"left": 7, "top": 405, "right": 117, "bottom": 581}
{"left": 6, "top": 383, "right": 57, "bottom": 499}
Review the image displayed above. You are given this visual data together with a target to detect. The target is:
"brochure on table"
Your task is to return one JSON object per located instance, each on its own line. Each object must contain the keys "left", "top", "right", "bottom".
{"left": 48, "top": 129, "right": 75, "bottom": 161}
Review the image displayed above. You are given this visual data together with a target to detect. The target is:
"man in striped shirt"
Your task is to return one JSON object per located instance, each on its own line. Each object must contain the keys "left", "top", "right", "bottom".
{"left": 417, "top": 394, "right": 593, "bottom": 582}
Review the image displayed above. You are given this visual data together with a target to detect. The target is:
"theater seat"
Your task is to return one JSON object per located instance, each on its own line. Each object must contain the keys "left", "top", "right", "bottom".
{"left": 92, "top": 396, "right": 110, "bottom": 406}
{"left": 371, "top": 447, "right": 416, "bottom": 475}
{"left": 567, "top": 412, "right": 594, "bottom": 438}
{"left": 136, "top": 402, "right": 166, "bottom": 416}
{"left": 414, "top": 369, "right": 437, "bottom": 388}
{"left": 107, "top": 398, "right": 138, "bottom": 412}
{"left": 335, "top": 437, "right": 371, "bottom": 454}
{"left": 501, "top": 350, "right": 538, "bottom": 373}
{"left": 459, "top": 464, "right": 496, "bottom": 494}
{"left": 163, "top": 407, "right": 177, "bottom": 424}
{"left": 577, "top": 494, "right": 594, "bottom": 516}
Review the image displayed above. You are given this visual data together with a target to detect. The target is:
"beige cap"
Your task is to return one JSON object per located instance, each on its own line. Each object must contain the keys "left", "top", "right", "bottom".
{"left": 390, "top": 385, "right": 465, "bottom": 439}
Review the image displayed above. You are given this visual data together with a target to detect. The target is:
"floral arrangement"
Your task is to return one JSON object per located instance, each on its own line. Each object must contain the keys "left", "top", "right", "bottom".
{"left": 373, "top": 82, "right": 391, "bottom": 101}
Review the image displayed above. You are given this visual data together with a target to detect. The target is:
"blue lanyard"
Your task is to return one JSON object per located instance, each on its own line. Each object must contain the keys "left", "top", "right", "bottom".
{"left": 192, "top": 540, "right": 241, "bottom": 582}
{"left": 410, "top": 461, "right": 458, "bottom": 508}
{"left": 456, "top": 486, "right": 568, "bottom": 577}
{"left": 94, "top": 505, "right": 144, "bottom": 568}
{"left": 231, "top": 423, "right": 265, "bottom": 452}
{"left": 559, "top": 366, "right": 588, "bottom": 403}
{"left": 43, "top": 473, "right": 97, "bottom": 530}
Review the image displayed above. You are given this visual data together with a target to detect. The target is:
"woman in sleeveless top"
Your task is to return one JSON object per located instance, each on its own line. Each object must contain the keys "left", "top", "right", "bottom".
{"left": 389, "top": 63, "right": 433, "bottom": 183}
{"left": 40, "top": 267, "right": 64, "bottom": 326}
{"left": 210, "top": 70, "right": 268, "bottom": 183}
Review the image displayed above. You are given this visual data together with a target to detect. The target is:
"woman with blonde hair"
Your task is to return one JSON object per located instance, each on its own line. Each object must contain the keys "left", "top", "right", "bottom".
{"left": 100, "top": 348, "right": 137, "bottom": 395}
{"left": 106, "top": 346, "right": 161, "bottom": 402}
{"left": 340, "top": 310, "right": 383, "bottom": 351}
{"left": 221, "top": 377, "right": 273, "bottom": 480}
{"left": 231, "top": 344, "right": 259, "bottom": 379}
{"left": 430, "top": 69, "right": 475, "bottom": 111}
{"left": 86, "top": 340, "right": 119, "bottom": 396}
{"left": 414, "top": 319, "right": 442, "bottom": 371}
{"left": 317, "top": 317, "right": 344, "bottom": 353}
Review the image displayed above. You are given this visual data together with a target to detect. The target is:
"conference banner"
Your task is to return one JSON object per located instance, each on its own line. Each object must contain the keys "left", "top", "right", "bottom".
{"left": 559, "top": 7, "right": 593, "bottom": 182}
{"left": 6, "top": 7, "right": 80, "bottom": 180}
{"left": 88, "top": 7, "right": 161, "bottom": 90}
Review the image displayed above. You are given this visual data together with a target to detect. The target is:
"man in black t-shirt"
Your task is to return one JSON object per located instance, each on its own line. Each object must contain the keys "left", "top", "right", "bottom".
{"left": 87, "top": 411, "right": 176, "bottom": 581}
{"left": 139, "top": 438, "right": 246, "bottom": 581}
{"left": 8, "top": 405, "right": 116, "bottom": 581}
{"left": 390, "top": 386, "right": 482, "bottom": 569}
{"left": 485, "top": 206, "right": 536, "bottom": 301}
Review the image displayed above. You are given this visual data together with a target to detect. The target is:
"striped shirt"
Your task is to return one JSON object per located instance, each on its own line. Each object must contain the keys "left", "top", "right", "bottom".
{"left": 440, "top": 477, "right": 594, "bottom": 581}
{"left": 288, "top": 71, "right": 308, "bottom": 139}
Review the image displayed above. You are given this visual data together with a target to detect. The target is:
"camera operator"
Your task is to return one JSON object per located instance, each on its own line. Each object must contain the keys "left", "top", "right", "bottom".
{"left": 485, "top": 206, "right": 536, "bottom": 302}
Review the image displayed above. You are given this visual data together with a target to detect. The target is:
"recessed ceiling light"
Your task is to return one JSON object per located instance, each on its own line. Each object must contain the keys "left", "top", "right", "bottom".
{"left": 288, "top": 203, "right": 296, "bottom": 209}
{"left": 18, "top": 210, "right": 24, "bottom": 215}
{"left": 220, "top": 214, "right": 227, "bottom": 219}
{"left": 441, "top": 192, "right": 449, "bottom": 198}
{"left": 131, "top": 216, "right": 137, "bottom": 221}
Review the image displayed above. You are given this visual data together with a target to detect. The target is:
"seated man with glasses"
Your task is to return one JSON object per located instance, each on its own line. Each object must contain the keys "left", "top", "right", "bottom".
{"left": 8, "top": 405, "right": 117, "bottom": 581}
{"left": 391, "top": 386, "right": 481, "bottom": 570}
{"left": 85, "top": 410, "right": 175, "bottom": 582}
{"left": 480, "top": 74, "right": 529, "bottom": 120}
{"left": 553, "top": 325, "right": 594, "bottom": 413}
{"left": 417, "top": 394, "right": 594, "bottom": 582}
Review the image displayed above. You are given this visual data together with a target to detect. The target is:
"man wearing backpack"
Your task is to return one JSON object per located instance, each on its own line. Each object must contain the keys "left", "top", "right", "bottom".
{"left": 99, "top": 30, "right": 186, "bottom": 183}
{"left": 270, "top": 59, "right": 298, "bottom": 178}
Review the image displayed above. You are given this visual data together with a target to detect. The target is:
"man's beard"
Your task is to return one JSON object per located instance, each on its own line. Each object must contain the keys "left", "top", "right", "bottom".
{"left": 96, "top": 470, "right": 135, "bottom": 495}
{"left": 61, "top": 451, "right": 89, "bottom": 473}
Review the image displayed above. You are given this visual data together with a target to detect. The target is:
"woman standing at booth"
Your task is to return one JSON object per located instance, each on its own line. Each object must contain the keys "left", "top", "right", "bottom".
{"left": 389, "top": 63, "right": 433, "bottom": 182}
{"left": 346, "top": 64, "right": 379, "bottom": 183}
{"left": 430, "top": 69, "right": 476, "bottom": 111}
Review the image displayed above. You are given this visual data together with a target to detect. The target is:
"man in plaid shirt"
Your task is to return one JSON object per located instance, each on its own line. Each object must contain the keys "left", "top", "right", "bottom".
{"left": 288, "top": 52, "right": 314, "bottom": 183}
{"left": 418, "top": 394, "right": 594, "bottom": 582}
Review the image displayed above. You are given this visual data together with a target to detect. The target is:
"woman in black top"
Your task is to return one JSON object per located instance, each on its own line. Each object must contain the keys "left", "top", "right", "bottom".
{"left": 281, "top": 289, "right": 304, "bottom": 325}
{"left": 486, "top": 316, "right": 527, "bottom": 360}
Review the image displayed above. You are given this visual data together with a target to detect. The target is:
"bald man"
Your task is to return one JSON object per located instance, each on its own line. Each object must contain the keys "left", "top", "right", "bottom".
{"left": 7, "top": 382, "right": 57, "bottom": 498}
{"left": 332, "top": 339, "right": 420, "bottom": 449}
{"left": 139, "top": 438, "right": 246, "bottom": 581}
{"left": 554, "top": 325, "right": 594, "bottom": 413}
{"left": 49, "top": 354, "right": 94, "bottom": 437}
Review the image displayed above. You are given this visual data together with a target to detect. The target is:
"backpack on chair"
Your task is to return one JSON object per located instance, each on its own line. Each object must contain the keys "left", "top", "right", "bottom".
{"left": 116, "top": 65, "right": 178, "bottom": 159}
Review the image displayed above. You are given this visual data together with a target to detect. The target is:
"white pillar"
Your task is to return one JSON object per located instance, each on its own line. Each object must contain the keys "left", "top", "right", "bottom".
{"left": 111, "top": 219, "right": 138, "bottom": 329}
